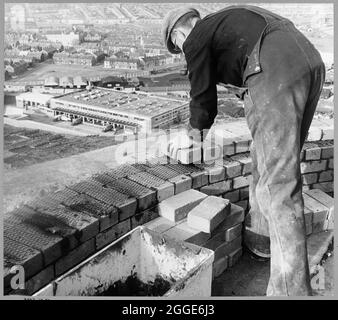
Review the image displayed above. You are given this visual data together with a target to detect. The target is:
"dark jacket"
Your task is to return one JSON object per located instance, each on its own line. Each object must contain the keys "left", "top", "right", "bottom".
{"left": 183, "top": 5, "right": 292, "bottom": 131}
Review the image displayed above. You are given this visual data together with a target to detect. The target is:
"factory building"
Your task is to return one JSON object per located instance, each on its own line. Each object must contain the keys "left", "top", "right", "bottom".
{"left": 49, "top": 88, "right": 189, "bottom": 133}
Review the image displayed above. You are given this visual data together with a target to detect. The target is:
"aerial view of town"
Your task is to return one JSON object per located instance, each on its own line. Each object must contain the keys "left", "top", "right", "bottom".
{"left": 3, "top": 3, "right": 334, "bottom": 297}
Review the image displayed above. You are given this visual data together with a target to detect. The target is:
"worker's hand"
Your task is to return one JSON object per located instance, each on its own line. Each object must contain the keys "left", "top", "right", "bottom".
{"left": 167, "top": 130, "right": 201, "bottom": 160}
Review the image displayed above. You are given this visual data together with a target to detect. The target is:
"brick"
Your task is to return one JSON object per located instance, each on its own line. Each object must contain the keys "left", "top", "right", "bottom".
{"left": 190, "top": 171, "right": 209, "bottom": 188}
{"left": 302, "top": 185, "right": 311, "bottom": 191}
{"left": 55, "top": 238, "right": 95, "bottom": 276}
{"left": 223, "top": 144, "right": 236, "bottom": 156}
{"left": 95, "top": 219, "right": 131, "bottom": 250}
{"left": 318, "top": 170, "right": 333, "bottom": 182}
{"left": 4, "top": 224, "right": 64, "bottom": 266}
{"left": 228, "top": 247, "right": 243, "bottom": 267}
{"left": 321, "top": 145, "right": 333, "bottom": 159}
{"left": 200, "top": 180, "right": 231, "bottom": 196}
{"left": 143, "top": 216, "right": 176, "bottom": 234}
{"left": 131, "top": 208, "right": 159, "bottom": 229}
{"left": 328, "top": 158, "right": 333, "bottom": 169}
{"left": 312, "top": 182, "right": 333, "bottom": 193}
{"left": 212, "top": 256, "right": 228, "bottom": 279}
{"left": 168, "top": 174, "right": 192, "bottom": 194}
{"left": 223, "top": 190, "right": 240, "bottom": 203}
{"left": 303, "top": 193, "right": 329, "bottom": 224}
{"left": 187, "top": 197, "right": 230, "bottom": 233}
{"left": 9, "top": 265, "right": 54, "bottom": 296}
{"left": 4, "top": 237, "right": 43, "bottom": 283}
{"left": 166, "top": 163, "right": 208, "bottom": 188}
{"left": 304, "top": 207, "right": 313, "bottom": 226}
{"left": 158, "top": 189, "right": 208, "bottom": 222}
{"left": 312, "top": 220, "right": 326, "bottom": 234}
{"left": 300, "top": 160, "right": 327, "bottom": 174}
{"left": 223, "top": 159, "right": 242, "bottom": 178}
{"left": 203, "top": 144, "right": 223, "bottom": 162}
{"left": 176, "top": 146, "right": 202, "bottom": 164}
{"left": 302, "top": 173, "right": 318, "bottom": 185}
{"left": 205, "top": 236, "right": 242, "bottom": 261}
{"left": 234, "top": 140, "right": 250, "bottom": 153}
{"left": 107, "top": 164, "right": 142, "bottom": 179}
{"left": 233, "top": 175, "right": 251, "bottom": 189}
{"left": 198, "top": 164, "right": 225, "bottom": 183}
{"left": 239, "top": 187, "right": 249, "bottom": 200}
{"left": 62, "top": 194, "right": 118, "bottom": 232}
{"left": 231, "top": 154, "right": 252, "bottom": 175}
{"left": 304, "top": 145, "right": 322, "bottom": 161}
{"left": 225, "top": 224, "right": 242, "bottom": 242}
{"left": 235, "top": 200, "right": 248, "bottom": 212}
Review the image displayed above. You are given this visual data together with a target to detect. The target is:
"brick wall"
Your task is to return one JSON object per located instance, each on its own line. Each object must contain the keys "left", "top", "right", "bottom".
{"left": 4, "top": 139, "right": 333, "bottom": 295}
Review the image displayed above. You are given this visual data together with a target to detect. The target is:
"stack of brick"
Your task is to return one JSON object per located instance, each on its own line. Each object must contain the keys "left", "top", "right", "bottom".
{"left": 145, "top": 190, "right": 245, "bottom": 279}
{"left": 3, "top": 131, "right": 333, "bottom": 295}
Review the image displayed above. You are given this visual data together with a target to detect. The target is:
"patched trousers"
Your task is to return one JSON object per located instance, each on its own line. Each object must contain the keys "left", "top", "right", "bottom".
{"left": 243, "top": 21, "right": 325, "bottom": 296}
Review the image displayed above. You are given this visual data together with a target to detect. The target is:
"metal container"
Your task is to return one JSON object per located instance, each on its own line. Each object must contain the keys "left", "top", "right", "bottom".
{"left": 34, "top": 226, "right": 214, "bottom": 297}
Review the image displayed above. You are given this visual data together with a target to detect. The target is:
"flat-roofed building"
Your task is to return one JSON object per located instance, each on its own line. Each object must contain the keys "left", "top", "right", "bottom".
{"left": 16, "top": 92, "right": 56, "bottom": 116}
{"left": 50, "top": 87, "right": 189, "bottom": 133}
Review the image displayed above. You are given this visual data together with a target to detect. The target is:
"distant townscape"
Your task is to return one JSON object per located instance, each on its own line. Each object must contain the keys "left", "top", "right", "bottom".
{"left": 3, "top": 3, "right": 333, "bottom": 168}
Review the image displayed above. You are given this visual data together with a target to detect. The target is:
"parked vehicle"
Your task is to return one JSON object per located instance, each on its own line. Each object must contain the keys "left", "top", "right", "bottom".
{"left": 71, "top": 118, "right": 82, "bottom": 126}
{"left": 102, "top": 124, "right": 114, "bottom": 132}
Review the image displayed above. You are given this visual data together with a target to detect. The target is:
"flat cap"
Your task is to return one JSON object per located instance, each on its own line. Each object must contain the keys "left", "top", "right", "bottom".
{"left": 162, "top": 7, "right": 200, "bottom": 54}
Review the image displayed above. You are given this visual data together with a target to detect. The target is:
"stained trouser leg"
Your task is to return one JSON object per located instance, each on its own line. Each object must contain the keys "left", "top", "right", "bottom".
{"left": 244, "top": 140, "right": 271, "bottom": 258}
{"left": 242, "top": 27, "right": 325, "bottom": 295}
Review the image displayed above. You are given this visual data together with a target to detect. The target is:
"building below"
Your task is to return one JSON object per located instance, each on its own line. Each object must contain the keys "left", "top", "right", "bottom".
{"left": 49, "top": 88, "right": 189, "bottom": 133}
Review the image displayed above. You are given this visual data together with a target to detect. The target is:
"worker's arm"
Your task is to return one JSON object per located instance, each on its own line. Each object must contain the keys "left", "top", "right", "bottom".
{"left": 185, "top": 40, "right": 218, "bottom": 138}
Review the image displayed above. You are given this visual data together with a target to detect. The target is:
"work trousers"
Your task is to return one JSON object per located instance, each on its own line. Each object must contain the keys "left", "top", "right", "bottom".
{"left": 243, "top": 21, "right": 325, "bottom": 296}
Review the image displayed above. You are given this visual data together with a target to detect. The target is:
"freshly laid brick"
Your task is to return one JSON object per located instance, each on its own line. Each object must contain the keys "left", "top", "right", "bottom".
{"left": 176, "top": 146, "right": 202, "bottom": 164}
{"left": 234, "top": 140, "right": 250, "bottom": 153}
{"left": 304, "top": 207, "right": 313, "bottom": 226}
{"left": 9, "top": 265, "right": 54, "bottom": 296}
{"left": 201, "top": 164, "right": 225, "bottom": 183}
{"left": 303, "top": 193, "right": 328, "bottom": 224}
{"left": 205, "top": 236, "right": 242, "bottom": 261}
{"left": 55, "top": 238, "right": 96, "bottom": 276}
{"left": 128, "top": 172, "right": 174, "bottom": 202}
{"left": 143, "top": 216, "right": 176, "bottom": 234}
{"left": 223, "top": 159, "right": 242, "bottom": 178}
{"left": 200, "top": 180, "right": 231, "bottom": 196}
{"left": 212, "top": 256, "right": 228, "bottom": 279}
{"left": 203, "top": 144, "right": 223, "bottom": 162}
{"left": 302, "top": 173, "right": 318, "bottom": 185}
{"left": 318, "top": 170, "right": 333, "bottom": 182}
{"left": 312, "top": 182, "right": 333, "bottom": 193}
{"left": 95, "top": 219, "right": 131, "bottom": 250}
{"left": 228, "top": 247, "right": 243, "bottom": 267}
{"left": 187, "top": 197, "right": 230, "bottom": 233}
{"left": 233, "top": 175, "right": 251, "bottom": 189}
{"left": 225, "top": 224, "right": 242, "bottom": 242}
{"left": 131, "top": 208, "right": 159, "bottom": 229}
{"left": 4, "top": 237, "right": 43, "bottom": 284}
{"left": 231, "top": 153, "right": 252, "bottom": 175}
{"left": 300, "top": 160, "right": 327, "bottom": 174}
{"left": 168, "top": 174, "right": 192, "bottom": 194}
{"left": 166, "top": 163, "right": 208, "bottom": 188}
{"left": 158, "top": 189, "right": 208, "bottom": 222}
{"left": 190, "top": 171, "right": 209, "bottom": 188}
{"left": 223, "top": 190, "right": 240, "bottom": 203}
{"left": 4, "top": 224, "right": 64, "bottom": 266}
{"left": 304, "top": 144, "right": 321, "bottom": 160}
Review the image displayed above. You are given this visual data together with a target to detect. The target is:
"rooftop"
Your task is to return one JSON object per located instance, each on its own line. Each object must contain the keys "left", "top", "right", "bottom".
{"left": 53, "top": 88, "right": 188, "bottom": 118}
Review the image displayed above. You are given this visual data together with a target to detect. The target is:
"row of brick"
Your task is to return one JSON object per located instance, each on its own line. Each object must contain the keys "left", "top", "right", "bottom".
{"left": 4, "top": 140, "right": 333, "bottom": 295}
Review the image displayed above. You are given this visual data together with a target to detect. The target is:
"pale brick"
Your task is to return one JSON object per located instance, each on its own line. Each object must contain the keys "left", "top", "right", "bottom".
{"left": 300, "top": 160, "right": 327, "bottom": 174}
{"left": 176, "top": 147, "right": 202, "bottom": 164}
{"left": 225, "top": 224, "right": 242, "bottom": 242}
{"left": 319, "top": 170, "right": 333, "bottom": 182}
{"left": 55, "top": 238, "right": 95, "bottom": 276}
{"left": 303, "top": 193, "right": 329, "bottom": 224}
{"left": 143, "top": 216, "right": 176, "bottom": 234}
{"left": 158, "top": 189, "right": 208, "bottom": 222}
{"left": 223, "top": 160, "right": 242, "bottom": 178}
{"left": 304, "top": 207, "right": 313, "bottom": 226}
{"left": 305, "top": 223, "right": 313, "bottom": 236}
{"left": 302, "top": 173, "right": 318, "bottom": 185}
{"left": 168, "top": 174, "right": 192, "bottom": 194}
{"left": 322, "top": 128, "right": 333, "bottom": 140}
{"left": 228, "top": 247, "right": 243, "bottom": 267}
{"left": 223, "top": 190, "right": 240, "bottom": 203}
{"left": 328, "top": 158, "right": 333, "bottom": 169}
{"left": 205, "top": 165, "right": 226, "bottom": 183}
{"left": 305, "top": 146, "right": 321, "bottom": 160}
{"left": 200, "top": 180, "right": 231, "bottom": 196}
{"left": 235, "top": 140, "right": 250, "bottom": 153}
{"left": 233, "top": 175, "right": 251, "bottom": 189}
{"left": 312, "top": 182, "right": 333, "bottom": 193}
{"left": 205, "top": 236, "right": 242, "bottom": 261}
{"left": 95, "top": 219, "right": 131, "bottom": 250}
{"left": 212, "top": 256, "right": 228, "bottom": 279}
{"left": 306, "top": 127, "right": 322, "bottom": 141}
{"left": 187, "top": 197, "right": 231, "bottom": 233}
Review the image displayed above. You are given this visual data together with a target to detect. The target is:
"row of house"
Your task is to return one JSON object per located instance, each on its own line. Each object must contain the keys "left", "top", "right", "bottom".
{"left": 53, "top": 51, "right": 105, "bottom": 66}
